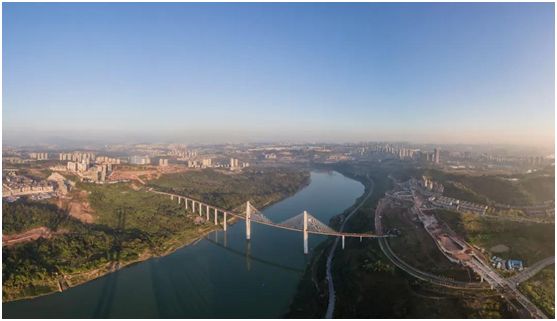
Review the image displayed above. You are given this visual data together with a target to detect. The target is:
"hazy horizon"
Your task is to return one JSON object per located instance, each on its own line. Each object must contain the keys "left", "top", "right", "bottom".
{"left": 4, "top": 3, "right": 555, "bottom": 149}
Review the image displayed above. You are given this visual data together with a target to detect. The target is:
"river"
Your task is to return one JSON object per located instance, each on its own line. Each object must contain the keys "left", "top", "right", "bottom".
{"left": 3, "top": 170, "right": 364, "bottom": 318}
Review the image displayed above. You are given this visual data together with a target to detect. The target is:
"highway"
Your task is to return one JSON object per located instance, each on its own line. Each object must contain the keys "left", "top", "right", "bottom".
{"left": 375, "top": 198, "right": 488, "bottom": 290}
{"left": 377, "top": 183, "right": 550, "bottom": 319}
{"left": 325, "top": 178, "right": 375, "bottom": 319}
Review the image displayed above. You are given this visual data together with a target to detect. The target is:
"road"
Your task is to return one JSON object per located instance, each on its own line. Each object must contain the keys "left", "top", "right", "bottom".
{"left": 414, "top": 191, "right": 548, "bottom": 319}
{"left": 375, "top": 198, "right": 487, "bottom": 290}
{"left": 378, "top": 182, "right": 549, "bottom": 319}
{"left": 324, "top": 178, "right": 374, "bottom": 319}
{"left": 508, "top": 256, "right": 555, "bottom": 285}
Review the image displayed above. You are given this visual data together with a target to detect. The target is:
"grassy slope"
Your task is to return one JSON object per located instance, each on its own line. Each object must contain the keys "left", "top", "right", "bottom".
{"left": 383, "top": 207, "right": 472, "bottom": 281}
{"left": 519, "top": 176, "right": 555, "bottom": 204}
{"left": 421, "top": 168, "right": 555, "bottom": 206}
{"left": 436, "top": 210, "right": 554, "bottom": 263}
{"left": 519, "top": 265, "right": 555, "bottom": 318}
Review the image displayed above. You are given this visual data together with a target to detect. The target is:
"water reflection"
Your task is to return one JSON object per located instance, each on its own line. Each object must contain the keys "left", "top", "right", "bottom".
{"left": 3, "top": 171, "right": 364, "bottom": 318}
{"left": 205, "top": 236, "right": 303, "bottom": 273}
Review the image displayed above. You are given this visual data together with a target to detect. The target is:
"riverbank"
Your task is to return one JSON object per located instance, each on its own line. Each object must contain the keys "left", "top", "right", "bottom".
{"left": 286, "top": 164, "right": 380, "bottom": 317}
{"left": 325, "top": 177, "right": 375, "bottom": 318}
{"left": 3, "top": 218, "right": 224, "bottom": 303}
{"left": 4, "top": 170, "right": 365, "bottom": 318}
{"left": 287, "top": 161, "right": 520, "bottom": 318}
{"left": 3, "top": 168, "right": 311, "bottom": 303}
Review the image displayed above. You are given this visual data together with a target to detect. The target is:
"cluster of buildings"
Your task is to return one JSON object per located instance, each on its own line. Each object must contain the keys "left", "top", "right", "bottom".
{"left": 187, "top": 158, "right": 212, "bottom": 168}
{"left": 376, "top": 145, "right": 419, "bottom": 160}
{"left": 129, "top": 155, "right": 151, "bottom": 165}
{"left": 374, "top": 144, "right": 441, "bottom": 164}
{"left": 29, "top": 152, "right": 49, "bottom": 160}
{"left": 186, "top": 157, "right": 249, "bottom": 170}
{"left": 425, "top": 148, "right": 441, "bottom": 164}
{"left": 159, "top": 158, "right": 169, "bottom": 167}
{"left": 419, "top": 176, "right": 445, "bottom": 194}
{"left": 59, "top": 152, "right": 95, "bottom": 163}
{"left": 429, "top": 195, "right": 488, "bottom": 215}
{"left": 67, "top": 161, "right": 113, "bottom": 183}
{"left": 3, "top": 157, "right": 26, "bottom": 164}
{"left": 96, "top": 156, "right": 121, "bottom": 164}
{"left": 169, "top": 146, "right": 198, "bottom": 160}
{"left": 230, "top": 158, "right": 250, "bottom": 170}
{"left": 2, "top": 172, "right": 55, "bottom": 197}
{"left": 490, "top": 256, "right": 524, "bottom": 271}
{"left": 63, "top": 153, "right": 117, "bottom": 183}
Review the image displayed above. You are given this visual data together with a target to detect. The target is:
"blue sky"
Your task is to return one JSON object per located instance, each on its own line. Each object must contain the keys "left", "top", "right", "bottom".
{"left": 3, "top": 3, "right": 555, "bottom": 146}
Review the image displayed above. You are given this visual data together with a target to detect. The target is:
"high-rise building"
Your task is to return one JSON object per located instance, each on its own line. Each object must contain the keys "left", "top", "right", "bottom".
{"left": 30, "top": 152, "right": 48, "bottom": 160}
{"left": 230, "top": 158, "right": 239, "bottom": 169}
{"left": 130, "top": 155, "right": 151, "bottom": 165}
{"left": 434, "top": 148, "right": 440, "bottom": 164}
{"left": 201, "top": 158, "right": 212, "bottom": 168}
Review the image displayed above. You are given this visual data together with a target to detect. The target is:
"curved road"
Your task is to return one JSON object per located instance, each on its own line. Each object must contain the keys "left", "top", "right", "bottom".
{"left": 375, "top": 198, "right": 488, "bottom": 290}
{"left": 378, "top": 193, "right": 548, "bottom": 318}
{"left": 325, "top": 177, "right": 374, "bottom": 319}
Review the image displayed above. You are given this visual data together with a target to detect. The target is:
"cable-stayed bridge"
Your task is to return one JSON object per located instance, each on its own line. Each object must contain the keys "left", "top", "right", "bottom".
{"left": 152, "top": 190, "right": 391, "bottom": 254}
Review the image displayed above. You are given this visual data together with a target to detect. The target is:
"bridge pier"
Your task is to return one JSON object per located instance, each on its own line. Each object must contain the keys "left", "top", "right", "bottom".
{"left": 199, "top": 202, "right": 202, "bottom": 216}
{"left": 178, "top": 197, "right": 181, "bottom": 204}
{"left": 171, "top": 195, "right": 174, "bottom": 201}
{"left": 246, "top": 201, "right": 251, "bottom": 240}
{"left": 214, "top": 208, "right": 218, "bottom": 225}
{"left": 223, "top": 212, "right": 227, "bottom": 231}
{"left": 185, "top": 198, "right": 188, "bottom": 210}
{"left": 342, "top": 235, "right": 345, "bottom": 250}
{"left": 206, "top": 205, "right": 210, "bottom": 221}
{"left": 360, "top": 236, "right": 362, "bottom": 242}
{"left": 303, "top": 211, "right": 308, "bottom": 254}
{"left": 192, "top": 201, "right": 196, "bottom": 213}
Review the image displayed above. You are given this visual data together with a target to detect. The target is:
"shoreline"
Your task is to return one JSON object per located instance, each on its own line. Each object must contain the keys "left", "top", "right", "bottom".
{"left": 3, "top": 223, "right": 222, "bottom": 304}
{"left": 285, "top": 166, "right": 378, "bottom": 318}
{"left": 3, "top": 174, "right": 311, "bottom": 304}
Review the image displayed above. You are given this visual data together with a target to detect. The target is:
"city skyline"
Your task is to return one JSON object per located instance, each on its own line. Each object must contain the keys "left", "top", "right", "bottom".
{"left": 4, "top": 3, "right": 555, "bottom": 148}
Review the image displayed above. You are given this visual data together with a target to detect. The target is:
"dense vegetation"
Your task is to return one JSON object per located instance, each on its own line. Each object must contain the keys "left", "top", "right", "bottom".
{"left": 2, "top": 193, "right": 206, "bottom": 302}
{"left": 436, "top": 210, "right": 554, "bottom": 264}
{"left": 519, "top": 266, "right": 555, "bottom": 318}
{"left": 3, "top": 167, "right": 310, "bottom": 302}
{"left": 422, "top": 168, "right": 555, "bottom": 206}
{"left": 148, "top": 167, "right": 310, "bottom": 209}
{"left": 288, "top": 160, "right": 513, "bottom": 318}
{"left": 3, "top": 202, "right": 65, "bottom": 234}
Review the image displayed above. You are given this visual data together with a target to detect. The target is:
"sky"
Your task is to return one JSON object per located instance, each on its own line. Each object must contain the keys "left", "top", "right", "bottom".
{"left": 3, "top": 3, "right": 555, "bottom": 147}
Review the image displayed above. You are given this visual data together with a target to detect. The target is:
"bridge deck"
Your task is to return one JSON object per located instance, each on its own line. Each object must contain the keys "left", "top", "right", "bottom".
{"left": 153, "top": 190, "right": 386, "bottom": 238}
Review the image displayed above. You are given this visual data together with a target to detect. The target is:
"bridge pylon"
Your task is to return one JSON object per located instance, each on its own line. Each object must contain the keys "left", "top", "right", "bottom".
{"left": 303, "top": 210, "right": 309, "bottom": 254}
{"left": 246, "top": 201, "right": 251, "bottom": 240}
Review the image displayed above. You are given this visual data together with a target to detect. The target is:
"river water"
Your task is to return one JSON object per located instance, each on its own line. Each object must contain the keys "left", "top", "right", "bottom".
{"left": 3, "top": 171, "right": 364, "bottom": 318}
